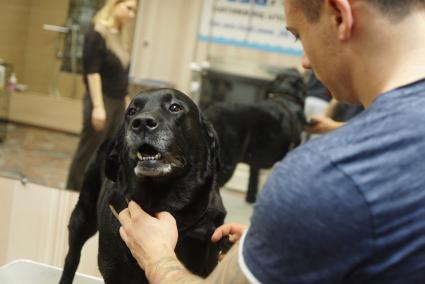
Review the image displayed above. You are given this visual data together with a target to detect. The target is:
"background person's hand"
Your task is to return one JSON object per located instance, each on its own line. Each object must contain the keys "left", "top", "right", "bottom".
{"left": 115, "top": 201, "right": 178, "bottom": 271}
{"left": 91, "top": 106, "right": 106, "bottom": 131}
{"left": 305, "top": 115, "right": 344, "bottom": 134}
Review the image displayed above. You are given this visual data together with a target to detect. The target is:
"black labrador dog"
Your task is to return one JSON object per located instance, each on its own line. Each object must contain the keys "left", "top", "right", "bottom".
{"left": 59, "top": 89, "right": 226, "bottom": 284}
{"left": 204, "top": 68, "right": 307, "bottom": 203}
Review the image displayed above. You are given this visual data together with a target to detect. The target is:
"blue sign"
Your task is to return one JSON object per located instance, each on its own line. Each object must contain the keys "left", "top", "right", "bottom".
{"left": 199, "top": 0, "right": 303, "bottom": 56}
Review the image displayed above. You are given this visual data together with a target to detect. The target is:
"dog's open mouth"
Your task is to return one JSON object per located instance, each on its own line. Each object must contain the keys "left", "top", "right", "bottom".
{"left": 137, "top": 144, "right": 162, "bottom": 161}
{"left": 134, "top": 143, "right": 185, "bottom": 177}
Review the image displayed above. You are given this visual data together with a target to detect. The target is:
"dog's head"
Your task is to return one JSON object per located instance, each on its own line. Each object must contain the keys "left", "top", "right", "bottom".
{"left": 265, "top": 68, "right": 306, "bottom": 106}
{"left": 105, "top": 88, "right": 220, "bottom": 186}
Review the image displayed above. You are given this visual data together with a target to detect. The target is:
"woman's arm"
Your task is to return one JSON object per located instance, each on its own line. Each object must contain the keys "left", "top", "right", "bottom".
{"left": 87, "top": 73, "right": 106, "bottom": 131}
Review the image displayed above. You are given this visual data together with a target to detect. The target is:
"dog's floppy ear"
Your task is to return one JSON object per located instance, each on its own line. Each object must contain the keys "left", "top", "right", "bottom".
{"left": 200, "top": 112, "right": 221, "bottom": 174}
{"left": 105, "top": 126, "right": 125, "bottom": 182}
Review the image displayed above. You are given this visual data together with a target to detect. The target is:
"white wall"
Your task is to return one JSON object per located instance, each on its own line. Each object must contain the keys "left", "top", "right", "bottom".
{"left": 0, "top": 177, "right": 100, "bottom": 278}
{"left": 130, "top": 0, "right": 302, "bottom": 94}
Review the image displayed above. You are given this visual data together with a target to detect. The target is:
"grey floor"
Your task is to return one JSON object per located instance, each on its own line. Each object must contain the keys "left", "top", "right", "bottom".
{"left": 221, "top": 188, "right": 253, "bottom": 225}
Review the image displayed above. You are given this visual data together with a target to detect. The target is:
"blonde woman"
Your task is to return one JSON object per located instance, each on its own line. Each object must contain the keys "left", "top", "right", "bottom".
{"left": 67, "top": 0, "right": 137, "bottom": 191}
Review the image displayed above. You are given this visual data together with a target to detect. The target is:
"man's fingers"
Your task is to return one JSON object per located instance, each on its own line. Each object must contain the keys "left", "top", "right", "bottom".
{"left": 156, "top": 211, "right": 176, "bottom": 224}
{"left": 211, "top": 224, "right": 233, "bottom": 241}
{"left": 211, "top": 228, "right": 224, "bottom": 242}
{"left": 118, "top": 207, "right": 132, "bottom": 227}
{"left": 229, "top": 234, "right": 239, "bottom": 242}
{"left": 128, "top": 200, "right": 150, "bottom": 220}
{"left": 211, "top": 223, "right": 245, "bottom": 242}
{"left": 114, "top": 201, "right": 154, "bottom": 227}
{"left": 109, "top": 205, "right": 120, "bottom": 220}
{"left": 119, "top": 226, "right": 129, "bottom": 243}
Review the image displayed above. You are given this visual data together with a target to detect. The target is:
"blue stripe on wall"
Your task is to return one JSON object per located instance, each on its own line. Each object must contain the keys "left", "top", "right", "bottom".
{"left": 198, "top": 35, "right": 303, "bottom": 57}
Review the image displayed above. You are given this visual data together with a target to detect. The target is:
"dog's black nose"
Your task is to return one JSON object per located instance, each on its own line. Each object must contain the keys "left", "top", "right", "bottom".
{"left": 132, "top": 114, "right": 158, "bottom": 132}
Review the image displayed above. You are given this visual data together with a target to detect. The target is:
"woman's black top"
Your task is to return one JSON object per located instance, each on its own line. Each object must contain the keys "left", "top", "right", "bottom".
{"left": 82, "top": 30, "right": 129, "bottom": 99}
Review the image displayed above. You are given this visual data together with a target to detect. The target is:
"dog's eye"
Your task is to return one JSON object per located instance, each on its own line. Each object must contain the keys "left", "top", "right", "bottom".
{"left": 127, "top": 107, "right": 137, "bottom": 116}
{"left": 169, "top": 103, "right": 183, "bottom": 113}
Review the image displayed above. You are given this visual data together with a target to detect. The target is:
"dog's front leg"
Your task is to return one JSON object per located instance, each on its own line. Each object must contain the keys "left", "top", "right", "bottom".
{"left": 59, "top": 200, "right": 98, "bottom": 284}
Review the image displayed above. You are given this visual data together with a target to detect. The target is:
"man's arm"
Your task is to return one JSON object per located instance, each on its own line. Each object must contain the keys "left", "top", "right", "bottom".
{"left": 145, "top": 241, "right": 250, "bottom": 284}
{"left": 114, "top": 202, "right": 251, "bottom": 284}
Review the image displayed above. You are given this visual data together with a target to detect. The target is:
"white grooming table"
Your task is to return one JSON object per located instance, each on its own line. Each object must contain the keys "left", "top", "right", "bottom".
{"left": 0, "top": 259, "right": 103, "bottom": 284}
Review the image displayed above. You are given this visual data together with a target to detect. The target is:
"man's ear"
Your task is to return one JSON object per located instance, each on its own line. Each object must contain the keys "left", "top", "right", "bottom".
{"left": 105, "top": 126, "right": 125, "bottom": 182}
{"left": 326, "top": 0, "right": 354, "bottom": 40}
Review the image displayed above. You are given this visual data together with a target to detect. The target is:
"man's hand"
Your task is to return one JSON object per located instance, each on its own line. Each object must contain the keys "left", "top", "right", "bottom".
{"left": 212, "top": 223, "right": 247, "bottom": 243}
{"left": 91, "top": 106, "right": 106, "bottom": 131}
{"left": 115, "top": 201, "right": 178, "bottom": 272}
{"left": 305, "top": 115, "right": 344, "bottom": 134}
{"left": 111, "top": 205, "right": 250, "bottom": 284}
{"left": 212, "top": 223, "right": 247, "bottom": 260}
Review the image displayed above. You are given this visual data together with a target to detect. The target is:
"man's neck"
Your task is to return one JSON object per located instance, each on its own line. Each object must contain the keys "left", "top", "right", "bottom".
{"left": 348, "top": 5, "right": 425, "bottom": 107}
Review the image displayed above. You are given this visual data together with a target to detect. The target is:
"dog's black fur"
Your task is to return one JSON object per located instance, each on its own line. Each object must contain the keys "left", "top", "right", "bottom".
{"left": 59, "top": 89, "right": 226, "bottom": 284}
{"left": 204, "top": 68, "right": 307, "bottom": 203}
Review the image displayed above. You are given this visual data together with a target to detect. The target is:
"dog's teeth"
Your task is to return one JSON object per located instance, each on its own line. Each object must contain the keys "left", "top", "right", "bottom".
{"left": 138, "top": 152, "right": 161, "bottom": 161}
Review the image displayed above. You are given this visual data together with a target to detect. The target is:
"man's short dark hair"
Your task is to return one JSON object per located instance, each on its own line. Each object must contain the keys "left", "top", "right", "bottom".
{"left": 296, "top": 0, "right": 425, "bottom": 22}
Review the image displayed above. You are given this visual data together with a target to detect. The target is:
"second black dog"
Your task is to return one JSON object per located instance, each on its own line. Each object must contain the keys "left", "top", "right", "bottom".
{"left": 59, "top": 89, "right": 226, "bottom": 284}
{"left": 204, "top": 69, "right": 307, "bottom": 203}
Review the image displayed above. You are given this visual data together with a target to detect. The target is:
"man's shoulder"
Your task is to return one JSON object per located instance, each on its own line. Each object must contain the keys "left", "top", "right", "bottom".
{"left": 242, "top": 143, "right": 373, "bottom": 284}
{"left": 261, "top": 143, "right": 362, "bottom": 209}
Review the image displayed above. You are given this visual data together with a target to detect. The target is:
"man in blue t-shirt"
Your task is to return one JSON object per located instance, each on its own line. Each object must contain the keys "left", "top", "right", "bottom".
{"left": 113, "top": 1, "right": 425, "bottom": 283}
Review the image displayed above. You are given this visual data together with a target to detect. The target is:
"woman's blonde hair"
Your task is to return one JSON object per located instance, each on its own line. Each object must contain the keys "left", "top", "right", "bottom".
{"left": 93, "top": 0, "right": 126, "bottom": 28}
{"left": 92, "top": 0, "right": 136, "bottom": 66}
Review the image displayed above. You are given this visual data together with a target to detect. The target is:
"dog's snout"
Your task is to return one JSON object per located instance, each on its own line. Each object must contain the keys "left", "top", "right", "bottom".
{"left": 132, "top": 114, "right": 158, "bottom": 132}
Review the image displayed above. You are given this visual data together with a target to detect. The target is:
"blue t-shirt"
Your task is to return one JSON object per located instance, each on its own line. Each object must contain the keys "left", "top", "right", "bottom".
{"left": 241, "top": 79, "right": 425, "bottom": 284}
